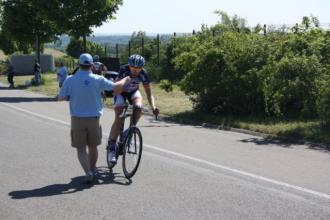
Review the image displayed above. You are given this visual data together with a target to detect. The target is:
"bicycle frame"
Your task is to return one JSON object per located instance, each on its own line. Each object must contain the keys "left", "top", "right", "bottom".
{"left": 117, "top": 104, "right": 138, "bottom": 155}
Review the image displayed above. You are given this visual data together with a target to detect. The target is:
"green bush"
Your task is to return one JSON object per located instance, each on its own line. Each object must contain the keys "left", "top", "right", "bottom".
{"left": 261, "top": 55, "right": 324, "bottom": 118}
{"left": 159, "top": 79, "right": 173, "bottom": 92}
{"left": 175, "top": 32, "right": 268, "bottom": 115}
{"left": 167, "top": 15, "right": 330, "bottom": 119}
{"left": 317, "top": 73, "right": 330, "bottom": 124}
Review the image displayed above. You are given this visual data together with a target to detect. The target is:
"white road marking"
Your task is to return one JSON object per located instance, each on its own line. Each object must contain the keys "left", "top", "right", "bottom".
{"left": 1, "top": 102, "right": 330, "bottom": 200}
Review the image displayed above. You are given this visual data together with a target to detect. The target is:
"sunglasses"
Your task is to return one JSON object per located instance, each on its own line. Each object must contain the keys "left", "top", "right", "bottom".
{"left": 130, "top": 66, "right": 143, "bottom": 71}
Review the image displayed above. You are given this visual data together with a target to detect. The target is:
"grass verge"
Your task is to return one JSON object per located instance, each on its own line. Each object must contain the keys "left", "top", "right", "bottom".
{"left": 1, "top": 72, "right": 330, "bottom": 146}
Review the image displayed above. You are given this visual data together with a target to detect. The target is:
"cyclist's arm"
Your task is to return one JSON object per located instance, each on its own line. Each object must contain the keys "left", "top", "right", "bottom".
{"left": 143, "top": 84, "right": 156, "bottom": 111}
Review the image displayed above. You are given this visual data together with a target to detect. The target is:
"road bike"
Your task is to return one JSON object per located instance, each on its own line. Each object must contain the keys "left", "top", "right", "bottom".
{"left": 106, "top": 104, "right": 143, "bottom": 179}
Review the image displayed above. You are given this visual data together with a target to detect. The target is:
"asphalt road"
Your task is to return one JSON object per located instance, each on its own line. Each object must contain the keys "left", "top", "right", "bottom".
{"left": 1, "top": 85, "right": 330, "bottom": 220}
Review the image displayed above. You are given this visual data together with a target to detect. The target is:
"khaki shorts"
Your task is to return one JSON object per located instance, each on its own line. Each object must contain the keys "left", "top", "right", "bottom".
{"left": 71, "top": 116, "right": 102, "bottom": 148}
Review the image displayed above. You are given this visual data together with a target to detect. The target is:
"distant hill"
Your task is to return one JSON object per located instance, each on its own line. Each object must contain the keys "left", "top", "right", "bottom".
{"left": 46, "top": 35, "right": 132, "bottom": 52}
{"left": 46, "top": 34, "right": 176, "bottom": 52}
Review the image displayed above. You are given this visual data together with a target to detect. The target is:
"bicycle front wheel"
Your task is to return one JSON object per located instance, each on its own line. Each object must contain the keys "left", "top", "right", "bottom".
{"left": 122, "top": 127, "right": 143, "bottom": 179}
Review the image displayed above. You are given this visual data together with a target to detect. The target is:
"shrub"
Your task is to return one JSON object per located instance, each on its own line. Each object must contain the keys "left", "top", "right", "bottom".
{"left": 317, "top": 72, "right": 330, "bottom": 124}
{"left": 159, "top": 79, "right": 173, "bottom": 92}
{"left": 261, "top": 55, "right": 324, "bottom": 118}
{"left": 176, "top": 32, "right": 268, "bottom": 115}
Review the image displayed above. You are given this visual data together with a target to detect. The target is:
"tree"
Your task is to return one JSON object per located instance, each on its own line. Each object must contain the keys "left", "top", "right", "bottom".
{"left": 57, "top": 0, "right": 123, "bottom": 52}
{"left": 214, "top": 10, "right": 250, "bottom": 33}
{"left": 0, "top": 31, "right": 16, "bottom": 54}
{"left": 66, "top": 38, "right": 104, "bottom": 58}
{"left": 1, "top": 0, "right": 59, "bottom": 61}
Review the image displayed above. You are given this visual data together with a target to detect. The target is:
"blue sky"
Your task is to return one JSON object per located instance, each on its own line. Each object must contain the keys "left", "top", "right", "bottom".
{"left": 92, "top": 0, "right": 330, "bottom": 34}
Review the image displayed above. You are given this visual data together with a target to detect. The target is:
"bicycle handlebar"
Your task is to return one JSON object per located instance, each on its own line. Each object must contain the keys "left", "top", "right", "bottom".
{"left": 118, "top": 104, "right": 160, "bottom": 120}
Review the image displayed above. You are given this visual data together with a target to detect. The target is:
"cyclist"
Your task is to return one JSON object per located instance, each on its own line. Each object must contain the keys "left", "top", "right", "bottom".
{"left": 107, "top": 54, "right": 159, "bottom": 164}
{"left": 92, "top": 55, "right": 107, "bottom": 75}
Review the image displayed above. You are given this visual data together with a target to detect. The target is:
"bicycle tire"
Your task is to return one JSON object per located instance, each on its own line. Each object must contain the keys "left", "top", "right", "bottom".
{"left": 122, "top": 127, "right": 143, "bottom": 179}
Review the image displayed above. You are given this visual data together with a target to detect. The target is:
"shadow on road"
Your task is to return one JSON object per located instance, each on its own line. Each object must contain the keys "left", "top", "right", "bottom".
{"left": 8, "top": 167, "right": 132, "bottom": 199}
{"left": 239, "top": 137, "right": 330, "bottom": 153}
{"left": 0, "top": 96, "right": 56, "bottom": 103}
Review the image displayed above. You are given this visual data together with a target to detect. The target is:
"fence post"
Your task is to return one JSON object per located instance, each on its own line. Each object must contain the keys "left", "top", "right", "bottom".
{"left": 141, "top": 37, "right": 144, "bottom": 56}
{"left": 157, "top": 34, "right": 160, "bottom": 65}
{"left": 128, "top": 40, "right": 131, "bottom": 57}
{"left": 116, "top": 44, "right": 119, "bottom": 58}
{"left": 104, "top": 46, "right": 107, "bottom": 57}
{"left": 173, "top": 32, "right": 176, "bottom": 48}
{"left": 263, "top": 24, "right": 267, "bottom": 36}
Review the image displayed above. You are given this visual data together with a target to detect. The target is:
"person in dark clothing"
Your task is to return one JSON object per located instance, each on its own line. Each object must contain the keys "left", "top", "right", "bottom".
{"left": 6, "top": 60, "right": 15, "bottom": 88}
{"left": 33, "top": 59, "right": 41, "bottom": 85}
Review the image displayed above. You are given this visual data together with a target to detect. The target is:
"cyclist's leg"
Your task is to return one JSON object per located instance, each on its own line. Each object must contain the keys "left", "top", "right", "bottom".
{"left": 109, "top": 94, "right": 126, "bottom": 142}
{"left": 130, "top": 90, "right": 143, "bottom": 125}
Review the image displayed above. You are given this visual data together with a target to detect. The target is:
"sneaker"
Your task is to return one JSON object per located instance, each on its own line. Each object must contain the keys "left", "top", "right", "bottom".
{"left": 84, "top": 173, "right": 94, "bottom": 184}
{"left": 108, "top": 142, "right": 117, "bottom": 164}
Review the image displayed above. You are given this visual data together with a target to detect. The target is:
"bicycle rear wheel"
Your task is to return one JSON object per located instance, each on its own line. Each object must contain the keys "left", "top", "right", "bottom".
{"left": 122, "top": 127, "right": 143, "bottom": 179}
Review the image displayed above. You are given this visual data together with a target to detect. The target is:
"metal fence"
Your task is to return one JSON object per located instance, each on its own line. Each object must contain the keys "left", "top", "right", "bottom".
{"left": 100, "top": 23, "right": 330, "bottom": 66}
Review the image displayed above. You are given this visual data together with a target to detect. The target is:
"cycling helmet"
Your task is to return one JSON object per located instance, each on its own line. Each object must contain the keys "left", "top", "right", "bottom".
{"left": 128, "top": 54, "right": 145, "bottom": 67}
{"left": 93, "top": 55, "right": 100, "bottom": 62}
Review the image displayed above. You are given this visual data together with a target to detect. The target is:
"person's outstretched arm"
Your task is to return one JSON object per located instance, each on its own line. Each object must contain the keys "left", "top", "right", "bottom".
{"left": 113, "top": 76, "right": 130, "bottom": 95}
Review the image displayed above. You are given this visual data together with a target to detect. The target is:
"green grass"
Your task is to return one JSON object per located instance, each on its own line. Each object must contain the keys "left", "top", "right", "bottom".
{"left": 172, "top": 111, "right": 330, "bottom": 143}
{"left": 1, "top": 73, "right": 330, "bottom": 146}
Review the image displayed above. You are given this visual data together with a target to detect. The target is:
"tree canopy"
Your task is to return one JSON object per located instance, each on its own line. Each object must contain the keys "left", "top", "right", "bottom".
{"left": 55, "top": 0, "right": 123, "bottom": 51}
{"left": 1, "top": 0, "right": 59, "bottom": 58}
{"left": 0, "top": 0, "right": 123, "bottom": 55}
